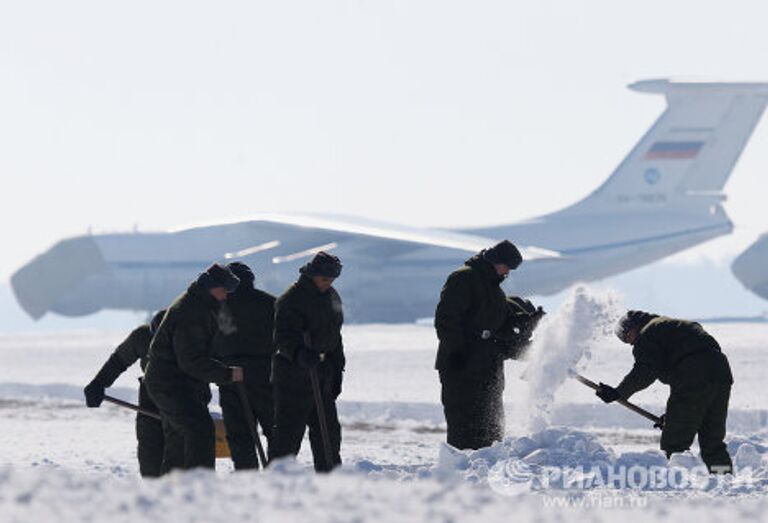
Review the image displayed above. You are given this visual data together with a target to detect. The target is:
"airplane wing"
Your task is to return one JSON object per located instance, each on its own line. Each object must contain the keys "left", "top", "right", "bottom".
{"left": 171, "top": 213, "right": 562, "bottom": 262}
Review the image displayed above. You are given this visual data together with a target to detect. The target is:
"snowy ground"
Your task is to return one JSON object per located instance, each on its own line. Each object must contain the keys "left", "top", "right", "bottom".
{"left": 1, "top": 293, "right": 767, "bottom": 521}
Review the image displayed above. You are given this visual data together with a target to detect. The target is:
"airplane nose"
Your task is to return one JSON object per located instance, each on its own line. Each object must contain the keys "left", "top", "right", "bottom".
{"left": 731, "top": 234, "right": 768, "bottom": 301}
{"left": 10, "top": 236, "right": 108, "bottom": 319}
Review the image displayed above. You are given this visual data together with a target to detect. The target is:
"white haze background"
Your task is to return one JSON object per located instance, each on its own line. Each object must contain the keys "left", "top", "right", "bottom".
{"left": 2, "top": 0, "right": 768, "bottom": 330}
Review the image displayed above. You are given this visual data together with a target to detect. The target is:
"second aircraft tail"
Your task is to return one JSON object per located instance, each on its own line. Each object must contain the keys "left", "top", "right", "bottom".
{"left": 558, "top": 79, "right": 768, "bottom": 216}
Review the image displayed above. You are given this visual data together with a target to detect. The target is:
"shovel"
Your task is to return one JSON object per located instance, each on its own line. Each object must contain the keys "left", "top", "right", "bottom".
{"left": 569, "top": 371, "right": 663, "bottom": 429}
{"left": 235, "top": 383, "right": 269, "bottom": 469}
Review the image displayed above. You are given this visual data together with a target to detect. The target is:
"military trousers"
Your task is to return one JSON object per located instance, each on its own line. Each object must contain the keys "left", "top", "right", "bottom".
{"left": 136, "top": 379, "right": 165, "bottom": 477}
{"left": 269, "top": 357, "right": 342, "bottom": 472}
{"left": 146, "top": 377, "right": 216, "bottom": 474}
{"left": 661, "top": 381, "right": 733, "bottom": 474}
{"left": 439, "top": 363, "right": 505, "bottom": 450}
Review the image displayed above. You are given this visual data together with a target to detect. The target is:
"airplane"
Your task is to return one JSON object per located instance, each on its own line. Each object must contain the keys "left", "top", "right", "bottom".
{"left": 732, "top": 233, "right": 768, "bottom": 301}
{"left": 11, "top": 79, "right": 768, "bottom": 323}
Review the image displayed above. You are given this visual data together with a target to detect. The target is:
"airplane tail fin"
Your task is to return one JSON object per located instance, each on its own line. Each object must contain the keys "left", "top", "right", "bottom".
{"left": 559, "top": 79, "right": 768, "bottom": 216}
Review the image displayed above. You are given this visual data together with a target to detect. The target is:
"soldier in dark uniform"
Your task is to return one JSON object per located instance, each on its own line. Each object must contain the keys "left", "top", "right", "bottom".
{"left": 215, "top": 262, "right": 276, "bottom": 470}
{"left": 144, "top": 263, "right": 244, "bottom": 474}
{"left": 84, "top": 309, "right": 166, "bottom": 477}
{"left": 269, "top": 252, "right": 345, "bottom": 472}
{"left": 435, "top": 240, "right": 544, "bottom": 450}
{"left": 596, "top": 310, "right": 734, "bottom": 474}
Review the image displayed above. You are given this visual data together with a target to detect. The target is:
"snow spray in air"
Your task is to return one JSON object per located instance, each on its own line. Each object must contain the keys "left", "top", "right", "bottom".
{"left": 522, "top": 286, "right": 623, "bottom": 431}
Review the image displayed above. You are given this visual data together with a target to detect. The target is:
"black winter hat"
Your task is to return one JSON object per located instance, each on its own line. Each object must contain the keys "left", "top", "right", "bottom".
{"left": 149, "top": 309, "right": 167, "bottom": 336}
{"left": 615, "top": 310, "right": 656, "bottom": 342}
{"left": 483, "top": 240, "right": 523, "bottom": 269}
{"left": 198, "top": 263, "right": 240, "bottom": 293}
{"left": 300, "top": 251, "right": 343, "bottom": 278}
{"left": 226, "top": 262, "right": 255, "bottom": 286}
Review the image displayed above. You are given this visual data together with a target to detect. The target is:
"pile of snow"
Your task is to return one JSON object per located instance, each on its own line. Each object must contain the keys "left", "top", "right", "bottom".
{"left": 431, "top": 427, "right": 768, "bottom": 495}
{"left": 3, "top": 427, "right": 768, "bottom": 523}
{"left": 522, "top": 287, "right": 623, "bottom": 431}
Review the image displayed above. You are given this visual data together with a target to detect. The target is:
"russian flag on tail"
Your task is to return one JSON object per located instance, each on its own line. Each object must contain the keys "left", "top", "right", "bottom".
{"left": 644, "top": 141, "right": 705, "bottom": 160}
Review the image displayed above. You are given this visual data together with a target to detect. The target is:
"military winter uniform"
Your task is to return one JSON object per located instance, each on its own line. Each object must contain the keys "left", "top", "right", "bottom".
{"left": 84, "top": 324, "right": 165, "bottom": 477}
{"left": 614, "top": 316, "right": 734, "bottom": 473}
{"left": 145, "top": 280, "right": 237, "bottom": 473}
{"left": 215, "top": 281, "right": 276, "bottom": 470}
{"left": 270, "top": 274, "right": 345, "bottom": 472}
{"left": 435, "top": 249, "right": 537, "bottom": 450}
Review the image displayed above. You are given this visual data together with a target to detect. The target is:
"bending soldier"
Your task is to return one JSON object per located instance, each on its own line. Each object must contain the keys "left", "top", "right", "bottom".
{"left": 84, "top": 310, "right": 167, "bottom": 477}
{"left": 596, "top": 310, "right": 734, "bottom": 474}
{"left": 144, "top": 263, "right": 243, "bottom": 474}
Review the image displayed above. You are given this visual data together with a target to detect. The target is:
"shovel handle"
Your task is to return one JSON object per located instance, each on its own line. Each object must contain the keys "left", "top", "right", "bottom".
{"left": 236, "top": 382, "right": 269, "bottom": 468}
{"left": 103, "top": 394, "right": 161, "bottom": 420}
{"left": 571, "top": 373, "right": 663, "bottom": 427}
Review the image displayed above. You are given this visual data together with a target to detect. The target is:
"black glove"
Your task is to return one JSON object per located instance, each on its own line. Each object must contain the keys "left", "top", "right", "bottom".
{"left": 512, "top": 297, "right": 537, "bottom": 315}
{"left": 595, "top": 382, "right": 620, "bottom": 403}
{"left": 653, "top": 414, "right": 666, "bottom": 430}
{"left": 84, "top": 381, "right": 106, "bottom": 408}
{"left": 296, "top": 346, "right": 321, "bottom": 369}
{"left": 84, "top": 353, "right": 126, "bottom": 408}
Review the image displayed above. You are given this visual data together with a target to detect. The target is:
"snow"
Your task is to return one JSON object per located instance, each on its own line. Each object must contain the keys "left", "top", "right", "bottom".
{"left": 1, "top": 287, "right": 768, "bottom": 521}
{"left": 523, "top": 286, "right": 624, "bottom": 430}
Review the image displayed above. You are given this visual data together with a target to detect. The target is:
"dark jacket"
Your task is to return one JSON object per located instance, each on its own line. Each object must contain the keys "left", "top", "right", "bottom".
{"left": 114, "top": 324, "right": 153, "bottom": 373}
{"left": 215, "top": 286, "right": 276, "bottom": 384}
{"left": 274, "top": 275, "right": 345, "bottom": 371}
{"left": 434, "top": 254, "right": 509, "bottom": 372}
{"left": 616, "top": 317, "right": 733, "bottom": 399}
{"left": 145, "top": 281, "right": 233, "bottom": 387}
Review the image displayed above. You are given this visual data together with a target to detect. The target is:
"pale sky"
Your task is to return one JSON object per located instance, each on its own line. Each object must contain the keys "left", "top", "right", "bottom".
{"left": 2, "top": 0, "right": 768, "bottom": 283}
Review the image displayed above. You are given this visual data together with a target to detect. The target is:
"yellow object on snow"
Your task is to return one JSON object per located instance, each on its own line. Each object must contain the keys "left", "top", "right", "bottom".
{"left": 213, "top": 416, "right": 231, "bottom": 458}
